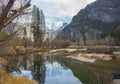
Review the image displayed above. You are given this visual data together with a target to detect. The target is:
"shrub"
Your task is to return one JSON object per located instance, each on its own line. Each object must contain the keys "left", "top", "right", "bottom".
{"left": 15, "top": 46, "right": 26, "bottom": 55}
{"left": 0, "top": 46, "right": 16, "bottom": 56}
{"left": 50, "top": 40, "right": 71, "bottom": 48}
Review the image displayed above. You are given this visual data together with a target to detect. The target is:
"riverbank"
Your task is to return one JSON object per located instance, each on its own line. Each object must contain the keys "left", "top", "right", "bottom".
{"left": 0, "top": 46, "right": 43, "bottom": 84}
{"left": 0, "top": 45, "right": 120, "bottom": 65}
{"left": 0, "top": 45, "right": 120, "bottom": 84}
{"left": 0, "top": 71, "right": 37, "bottom": 84}
{"left": 0, "top": 46, "right": 120, "bottom": 84}
{"left": 0, "top": 46, "right": 49, "bottom": 56}
{"left": 49, "top": 46, "right": 120, "bottom": 63}
{"left": 0, "top": 55, "right": 38, "bottom": 84}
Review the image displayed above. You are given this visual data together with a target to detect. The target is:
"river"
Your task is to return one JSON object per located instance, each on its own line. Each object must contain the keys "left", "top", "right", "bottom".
{"left": 11, "top": 53, "right": 82, "bottom": 84}
{"left": 10, "top": 53, "right": 120, "bottom": 84}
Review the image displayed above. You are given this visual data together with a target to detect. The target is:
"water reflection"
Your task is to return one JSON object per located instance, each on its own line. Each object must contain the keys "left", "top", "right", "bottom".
{"left": 11, "top": 70, "right": 32, "bottom": 79}
{"left": 32, "top": 54, "right": 46, "bottom": 84}
{"left": 45, "top": 61, "right": 82, "bottom": 84}
{"left": 38, "top": 54, "right": 82, "bottom": 84}
{"left": 13, "top": 54, "right": 82, "bottom": 84}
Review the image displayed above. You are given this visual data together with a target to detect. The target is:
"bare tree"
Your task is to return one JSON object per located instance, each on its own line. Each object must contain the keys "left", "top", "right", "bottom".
{"left": 0, "top": 0, "right": 31, "bottom": 44}
{"left": 0, "top": 0, "right": 31, "bottom": 31}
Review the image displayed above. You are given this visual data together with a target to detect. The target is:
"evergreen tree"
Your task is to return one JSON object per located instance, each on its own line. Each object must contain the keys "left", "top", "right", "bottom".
{"left": 31, "top": 5, "right": 45, "bottom": 47}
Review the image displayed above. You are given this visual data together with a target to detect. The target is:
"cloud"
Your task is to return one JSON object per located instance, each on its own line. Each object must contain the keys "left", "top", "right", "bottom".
{"left": 32, "top": 0, "right": 96, "bottom": 29}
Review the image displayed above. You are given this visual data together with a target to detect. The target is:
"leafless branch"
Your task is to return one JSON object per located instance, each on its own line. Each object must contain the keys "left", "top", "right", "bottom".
{"left": 0, "top": 0, "right": 31, "bottom": 31}
{"left": 0, "top": 15, "right": 22, "bottom": 45}
{"left": 0, "top": 0, "right": 31, "bottom": 45}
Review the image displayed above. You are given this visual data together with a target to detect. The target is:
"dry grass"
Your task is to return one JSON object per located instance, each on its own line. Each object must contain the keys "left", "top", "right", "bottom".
{"left": 39, "top": 48, "right": 50, "bottom": 52}
{"left": 26, "top": 48, "right": 41, "bottom": 53}
{"left": 0, "top": 73, "right": 38, "bottom": 84}
{"left": 67, "top": 46, "right": 80, "bottom": 49}
{"left": 0, "top": 57, "right": 38, "bottom": 84}
{"left": 27, "top": 48, "right": 50, "bottom": 53}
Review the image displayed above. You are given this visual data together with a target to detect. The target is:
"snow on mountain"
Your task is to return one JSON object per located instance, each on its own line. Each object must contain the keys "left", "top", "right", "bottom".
{"left": 46, "top": 22, "right": 68, "bottom": 39}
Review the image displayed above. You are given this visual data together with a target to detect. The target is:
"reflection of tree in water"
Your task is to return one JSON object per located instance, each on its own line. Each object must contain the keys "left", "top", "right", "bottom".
{"left": 3, "top": 56, "right": 20, "bottom": 73}
{"left": 32, "top": 54, "right": 46, "bottom": 84}
{"left": 46, "top": 54, "right": 67, "bottom": 70}
{"left": 22, "top": 55, "right": 28, "bottom": 70}
{"left": 46, "top": 54, "right": 55, "bottom": 63}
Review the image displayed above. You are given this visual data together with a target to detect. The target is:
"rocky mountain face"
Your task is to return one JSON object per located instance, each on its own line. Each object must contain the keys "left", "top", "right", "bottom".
{"left": 58, "top": 0, "right": 120, "bottom": 45}
{"left": 53, "top": 23, "right": 68, "bottom": 38}
{"left": 48, "top": 23, "right": 68, "bottom": 39}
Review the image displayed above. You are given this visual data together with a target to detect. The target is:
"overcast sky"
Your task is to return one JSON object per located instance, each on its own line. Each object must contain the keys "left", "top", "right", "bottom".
{"left": 31, "top": 0, "right": 96, "bottom": 29}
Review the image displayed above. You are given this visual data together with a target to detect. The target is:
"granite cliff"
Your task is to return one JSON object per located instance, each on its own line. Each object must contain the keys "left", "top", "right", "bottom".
{"left": 57, "top": 0, "right": 120, "bottom": 45}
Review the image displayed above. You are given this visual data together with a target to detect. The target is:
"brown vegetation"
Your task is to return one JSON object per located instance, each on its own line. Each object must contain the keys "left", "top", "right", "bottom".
{"left": 0, "top": 57, "right": 38, "bottom": 84}
{"left": 87, "top": 46, "right": 116, "bottom": 54}
{"left": 26, "top": 48, "right": 41, "bottom": 54}
{"left": 0, "top": 46, "right": 16, "bottom": 56}
{"left": 0, "top": 1, "right": 38, "bottom": 83}
{"left": 50, "top": 40, "right": 71, "bottom": 48}
{"left": 0, "top": 33, "right": 34, "bottom": 56}
{"left": 15, "top": 46, "right": 26, "bottom": 55}
{"left": 0, "top": 73, "right": 37, "bottom": 84}
{"left": 67, "top": 46, "right": 80, "bottom": 49}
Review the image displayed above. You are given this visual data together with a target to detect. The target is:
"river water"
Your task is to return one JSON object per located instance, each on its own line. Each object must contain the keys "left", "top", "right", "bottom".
{"left": 11, "top": 53, "right": 120, "bottom": 84}
{"left": 11, "top": 54, "right": 82, "bottom": 84}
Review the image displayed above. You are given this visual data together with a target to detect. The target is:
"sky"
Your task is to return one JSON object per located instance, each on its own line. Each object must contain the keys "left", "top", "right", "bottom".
{"left": 31, "top": 0, "right": 96, "bottom": 29}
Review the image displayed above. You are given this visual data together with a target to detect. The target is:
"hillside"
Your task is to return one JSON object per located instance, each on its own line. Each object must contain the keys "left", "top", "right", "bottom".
{"left": 57, "top": 0, "right": 120, "bottom": 45}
